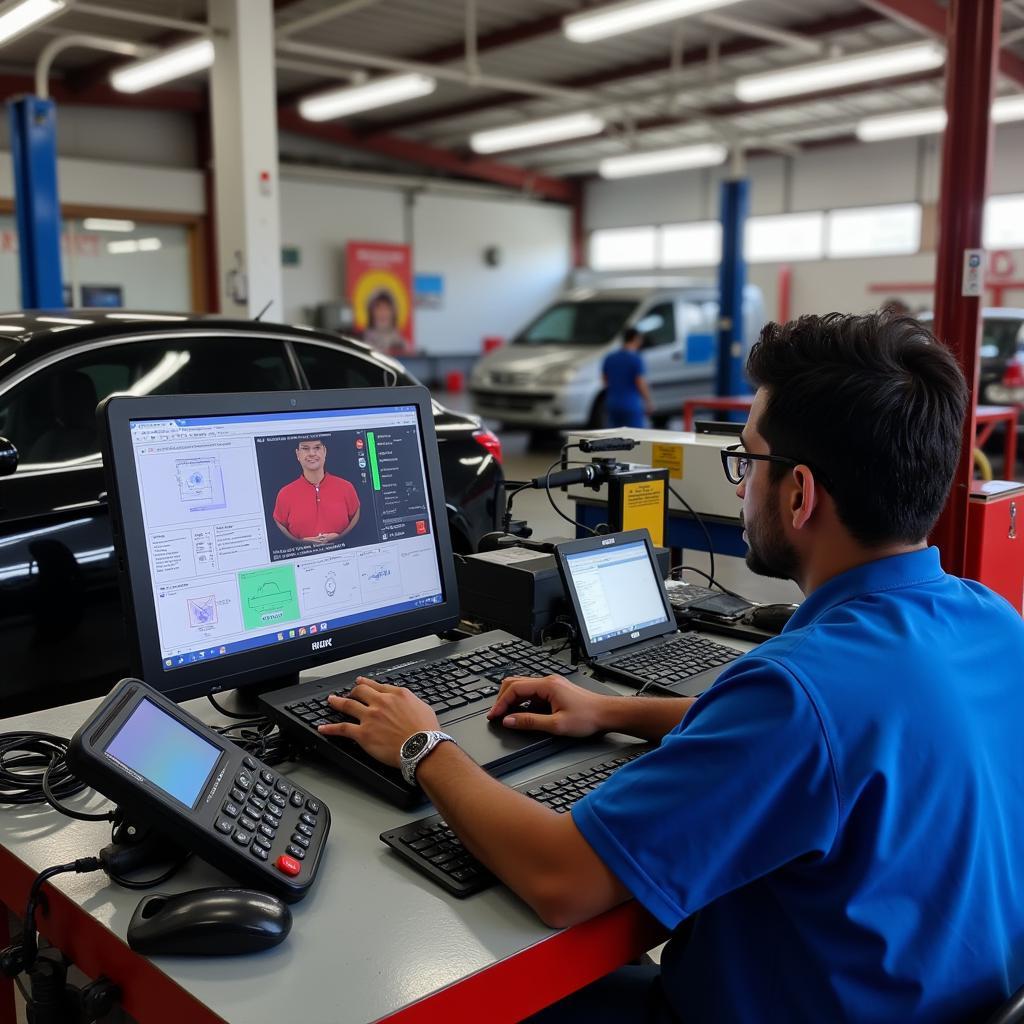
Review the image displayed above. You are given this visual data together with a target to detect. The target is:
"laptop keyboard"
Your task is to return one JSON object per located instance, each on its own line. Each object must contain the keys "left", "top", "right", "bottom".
{"left": 284, "top": 638, "right": 574, "bottom": 727}
{"left": 605, "top": 632, "right": 738, "bottom": 684}
{"left": 380, "top": 746, "right": 649, "bottom": 896}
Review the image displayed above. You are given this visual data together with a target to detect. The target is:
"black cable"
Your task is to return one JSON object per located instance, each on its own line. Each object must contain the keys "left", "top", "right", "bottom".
{"left": 0, "top": 733, "right": 115, "bottom": 822}
{"left": 22, "top": 859, "right": 104, "bottom": 969}
{"left": 545, "top": 456, "right": 598, "bottom": 537}
{"left": 666, "top": 483, "right": 717, "bottom": 587}
{"left": 207, "top": 693, "right": 264, "bottom": 721}
{"left": 670, "top": 564, "right": 751, "bottom": 602}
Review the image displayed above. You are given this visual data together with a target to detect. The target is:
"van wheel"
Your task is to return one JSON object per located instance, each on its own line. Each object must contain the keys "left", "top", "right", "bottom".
{"left": 588, "top": 394, "right": 606, "bottom": 429}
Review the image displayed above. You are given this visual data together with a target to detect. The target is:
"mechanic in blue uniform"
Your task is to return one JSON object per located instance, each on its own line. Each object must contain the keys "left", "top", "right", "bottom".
{"left": 601, "top": 326, "right": 653, "bottom": 428}
{"left": 323, "top": 312, "right": 1024, "bottom": 1024}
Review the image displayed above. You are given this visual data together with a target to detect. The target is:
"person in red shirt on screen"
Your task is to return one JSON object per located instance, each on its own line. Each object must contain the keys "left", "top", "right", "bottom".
{"left": 273, "top": 437, "right": 361, "bottom": 545}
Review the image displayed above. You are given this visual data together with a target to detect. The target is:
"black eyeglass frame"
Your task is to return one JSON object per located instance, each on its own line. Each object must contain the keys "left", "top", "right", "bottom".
{"left": 720, "top": 443, "right": 831, "bottom": 489}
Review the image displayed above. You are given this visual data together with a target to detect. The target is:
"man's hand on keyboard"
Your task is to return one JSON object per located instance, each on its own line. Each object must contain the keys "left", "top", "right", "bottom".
{"left": 487, "top": 674, "right": 610, "bottom": 738}
{"left": 320, "top": 678, "right": 439, "bottom": 768}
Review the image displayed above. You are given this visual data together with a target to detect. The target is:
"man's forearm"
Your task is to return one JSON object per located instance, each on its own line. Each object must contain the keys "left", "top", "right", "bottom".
{"left": 596, "top": 694, "right": 694, "bottom": 742}
{"left": 414, "top": 743, "right": 623, "bottom": 925}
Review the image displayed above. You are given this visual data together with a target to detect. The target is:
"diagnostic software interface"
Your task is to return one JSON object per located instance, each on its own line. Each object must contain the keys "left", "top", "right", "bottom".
{"left": 128, "top": 403, "right": 443, "bottom": 672}
{"left": 564, "top": 540, "right": 669, "bottom": 645}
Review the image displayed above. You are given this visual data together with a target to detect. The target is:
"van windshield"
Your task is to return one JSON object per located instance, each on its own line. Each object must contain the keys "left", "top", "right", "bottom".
{"left": 981, "top": 317, "right": 1024, "bottom": 361}
{"left": 514, "top": 301, "right": 635, "bottom": 346}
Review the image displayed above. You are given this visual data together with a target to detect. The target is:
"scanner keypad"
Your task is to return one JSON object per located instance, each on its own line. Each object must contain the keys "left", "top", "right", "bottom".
{"left": 210, "top": 761, "right": 325, "bottom": 879}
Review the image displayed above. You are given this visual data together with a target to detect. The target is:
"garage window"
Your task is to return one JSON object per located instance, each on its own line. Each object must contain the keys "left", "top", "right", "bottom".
{"left": 589, "top": 227, "right": 658, "bottom": 270}
{"left": 984, "top": 194, "right": 1024, "bottom": 248}
{"left": 827, "top": 204, "right": 921, "bottom": 258}
{"left": 746, "top": 212, "right": 825, "bottom": 263}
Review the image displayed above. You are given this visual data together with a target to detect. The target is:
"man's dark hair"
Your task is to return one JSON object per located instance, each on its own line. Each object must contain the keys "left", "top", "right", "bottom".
{"left": 623, "top": 327, "right": 642, "bottom": 345}
{"left": 746, "top": 311, "right": 968, "bottom": 546}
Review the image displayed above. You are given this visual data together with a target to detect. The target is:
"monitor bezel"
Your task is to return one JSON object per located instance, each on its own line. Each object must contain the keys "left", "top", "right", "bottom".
{"left": 555, "top": 529, "right": 675, "bottom": 659}
{"left": 101, "top": 386, "right": 460, "bottom": 703}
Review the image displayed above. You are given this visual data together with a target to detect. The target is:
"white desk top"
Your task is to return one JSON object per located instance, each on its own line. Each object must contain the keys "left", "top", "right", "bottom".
{"left": 0, "top": 633, "right": 754, "bottom": 1024}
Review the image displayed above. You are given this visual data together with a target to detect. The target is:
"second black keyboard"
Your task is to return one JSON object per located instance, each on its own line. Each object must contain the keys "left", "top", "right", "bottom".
{"left": 604, "top": 632, "right": 738, "bottom": 684}
{"left": 380, "top": 745, "right": 650, "bottom": 897}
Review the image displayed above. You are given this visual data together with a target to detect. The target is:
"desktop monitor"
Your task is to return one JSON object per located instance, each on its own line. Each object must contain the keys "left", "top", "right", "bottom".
{"left": 100, "top": 386, "right": 459, "bottom": 703}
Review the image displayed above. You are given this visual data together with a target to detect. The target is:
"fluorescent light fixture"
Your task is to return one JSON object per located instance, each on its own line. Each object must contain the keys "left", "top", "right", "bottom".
{"left": 470, "top": 112, "right": 606, "bottom": 154}
{"left": 856, "top": 107, "right": 946, "bottom": 142}
{"left": 564, "top": 0, "right": 741, "bottom": 43}
{"left": 735, "top": 42, "right": 944, "bottom": 103}
{"left": 82, "top": 218, "right": 136, "bottom": 232}
{"left": 0, "top": 0, "right": 65, "bottom": 46}
{"left": 856, "top": 93, "right": 1024, "bottom": 142}
{"left": 110, "top": 38, "right": 214, "bottom": 94}
{"left": 599, "top": 142, "right": 727, "bottom": 179}
{"left": 107, "top": 238, "right": 162, "bottom": 255}
{"left": 299, "top": 73, "right": 436, "bottom": 121}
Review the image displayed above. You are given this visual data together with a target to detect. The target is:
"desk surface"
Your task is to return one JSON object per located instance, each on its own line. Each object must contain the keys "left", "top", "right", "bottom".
{"left": 0, "top": 633, "right": 752, "bottom": 1024}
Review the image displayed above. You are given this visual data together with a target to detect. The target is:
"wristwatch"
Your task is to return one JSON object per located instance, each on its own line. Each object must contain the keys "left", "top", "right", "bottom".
{"left": 399, "top": 730, "right": 456, "bottom": 786}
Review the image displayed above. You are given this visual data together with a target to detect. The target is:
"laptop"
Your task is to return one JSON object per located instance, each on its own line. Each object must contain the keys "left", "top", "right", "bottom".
{"left": 555, "top": 530, "right": 741, "bottom": 697}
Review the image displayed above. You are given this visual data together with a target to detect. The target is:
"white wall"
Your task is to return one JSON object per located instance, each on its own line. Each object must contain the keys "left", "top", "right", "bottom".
{"left": 278, "top": 176, "right": 572, "bottom": 353}
{"left": 410, "top": 193, "right": 571, "bottom": 354}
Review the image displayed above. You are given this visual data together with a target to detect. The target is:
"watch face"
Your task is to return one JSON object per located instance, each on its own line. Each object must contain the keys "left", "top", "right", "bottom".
{"left": 402, "top": 733, "right": 429, "bottom": 759}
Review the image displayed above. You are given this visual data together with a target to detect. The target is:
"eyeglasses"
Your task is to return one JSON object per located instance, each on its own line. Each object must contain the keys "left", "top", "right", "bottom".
{"left": 720, "top": 443, "right": 830, "bottom": 488}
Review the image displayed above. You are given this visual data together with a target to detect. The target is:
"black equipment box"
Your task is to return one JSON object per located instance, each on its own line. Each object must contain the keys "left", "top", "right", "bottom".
{"left": 457, "top": 543, "right": 671, "bottom": 643}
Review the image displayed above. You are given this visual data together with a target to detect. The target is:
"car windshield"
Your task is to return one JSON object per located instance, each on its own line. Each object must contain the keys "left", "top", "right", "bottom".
{"left": 514, "top": 300, "right": 635, "bottom": 346}
{"left": 981, "top": 317, "right": 1024, "bottom": 360}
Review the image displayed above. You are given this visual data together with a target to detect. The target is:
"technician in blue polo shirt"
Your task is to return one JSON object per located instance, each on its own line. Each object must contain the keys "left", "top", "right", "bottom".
{"left": 322, "top": 311, "right": 1024, "bottom": 1023}
{"left": 601, "top": 326, "right": 653, "bottom": 428}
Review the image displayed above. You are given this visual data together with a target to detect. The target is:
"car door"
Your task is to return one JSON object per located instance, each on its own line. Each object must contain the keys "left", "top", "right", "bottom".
{"left": 0, "top": 333, "right": 299, "bottom": 715}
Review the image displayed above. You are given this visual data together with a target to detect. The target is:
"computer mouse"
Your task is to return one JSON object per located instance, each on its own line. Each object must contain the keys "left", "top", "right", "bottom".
{"left": 746, "top": 603, "right": 800, "bottom": 635}
{"left": 127, "top": 887, "right": 292, "bottom": 956}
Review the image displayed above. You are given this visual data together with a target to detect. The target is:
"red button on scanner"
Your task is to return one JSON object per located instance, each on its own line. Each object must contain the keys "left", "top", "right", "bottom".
{"left": 276, "top": 854, "right": 301, "bottom": 877}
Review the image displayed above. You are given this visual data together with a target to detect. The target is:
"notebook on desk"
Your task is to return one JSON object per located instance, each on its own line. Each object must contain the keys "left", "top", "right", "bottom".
{"left": 555, "top": 530, "right": 741, "bottom": 697}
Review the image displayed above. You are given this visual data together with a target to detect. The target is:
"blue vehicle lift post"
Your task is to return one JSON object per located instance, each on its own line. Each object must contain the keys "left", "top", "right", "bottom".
{"left": 716, "top": 175, "right": 749, "bottom": 398}
{"left": 8, "top": 95, "right": 64, "bottom": 309}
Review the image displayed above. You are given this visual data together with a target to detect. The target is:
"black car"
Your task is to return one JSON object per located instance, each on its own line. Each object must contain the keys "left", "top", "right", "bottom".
{"left": 0, "top": 312, "right": 504, "bottom": 716}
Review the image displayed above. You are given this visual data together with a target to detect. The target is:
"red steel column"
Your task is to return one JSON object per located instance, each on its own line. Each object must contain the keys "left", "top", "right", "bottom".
{"left": 930, "top": 0, "right": 1001, "bottom": 576}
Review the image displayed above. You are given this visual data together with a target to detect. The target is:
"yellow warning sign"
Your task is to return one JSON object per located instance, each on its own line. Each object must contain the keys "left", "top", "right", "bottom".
{"left": 621, "top": 480, "right": 666, "bottom": 546}
{"left": 651, "top": 443, "right": 684, "bottom": 480}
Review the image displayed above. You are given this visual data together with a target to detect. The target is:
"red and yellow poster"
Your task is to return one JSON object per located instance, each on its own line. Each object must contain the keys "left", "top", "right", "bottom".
{"left": 345, "top": 241, "right": 414, "bottom": 355}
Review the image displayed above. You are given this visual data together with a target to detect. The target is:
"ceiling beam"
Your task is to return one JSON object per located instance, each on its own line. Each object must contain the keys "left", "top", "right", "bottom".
{"left": 504, "top": 68, "right": 944, "bottom": 164}
{"left": 277, "top": 108, "right": 575, "bottom": 201}
{"left": 364, "top": 8, "right": 887, "bottom": 136}
{"left": 863, "top": 0, "right": 1024, "bottom": 86}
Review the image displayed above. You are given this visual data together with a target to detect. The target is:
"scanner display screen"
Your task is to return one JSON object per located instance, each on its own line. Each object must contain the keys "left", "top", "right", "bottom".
{"left": 104, "top": 698, "right": 221, "bottom": 808}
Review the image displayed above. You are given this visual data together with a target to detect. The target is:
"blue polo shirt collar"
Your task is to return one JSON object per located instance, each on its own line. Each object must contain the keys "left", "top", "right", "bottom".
{"left": 785, "top": 546, "right": 944, "bottom": 631}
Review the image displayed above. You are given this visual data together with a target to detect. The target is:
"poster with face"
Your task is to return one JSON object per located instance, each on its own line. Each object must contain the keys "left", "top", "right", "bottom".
{"left": 346, "top": 241, "right": 414, "bottom": 356}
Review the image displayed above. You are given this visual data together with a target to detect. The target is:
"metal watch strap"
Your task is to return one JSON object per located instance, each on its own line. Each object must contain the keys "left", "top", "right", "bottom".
{"left": 400, "top": 730, "right": 455, "bottom": 786}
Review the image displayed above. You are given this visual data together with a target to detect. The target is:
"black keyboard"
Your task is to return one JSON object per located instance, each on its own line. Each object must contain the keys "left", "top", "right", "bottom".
{"left": 605, "top": 632, "right": 738, "bottom": 683}
{"left": 283, "top": 638, "right": 574, "bottom": 729}
{"left": 380, "top": 745, "right": 650, "bottom": 897}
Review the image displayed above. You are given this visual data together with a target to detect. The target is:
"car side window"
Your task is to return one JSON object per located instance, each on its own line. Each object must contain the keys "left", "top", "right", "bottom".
{"left": 293, "top": 342, "right": 390, "bottom": 388}
{"left": 0, "top": 336, "right": 297, "bottom": 469}
{"left": 635, "top": 302, "right": 677, "bottom": 347}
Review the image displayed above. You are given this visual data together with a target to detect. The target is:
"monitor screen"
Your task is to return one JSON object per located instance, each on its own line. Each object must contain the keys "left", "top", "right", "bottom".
{"left": 103, "top": 388, "right": 458, "bottom": 701}
{"left": 562, "top": 539, "right": 670, "bottom": 645}
{"left": 104, "top": 697, "right": 221, "bottom": 808}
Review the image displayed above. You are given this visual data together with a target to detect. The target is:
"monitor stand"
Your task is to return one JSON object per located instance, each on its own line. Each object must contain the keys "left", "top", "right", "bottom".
{"left": 210, "top": 674, "right": 300, "bottom": 718}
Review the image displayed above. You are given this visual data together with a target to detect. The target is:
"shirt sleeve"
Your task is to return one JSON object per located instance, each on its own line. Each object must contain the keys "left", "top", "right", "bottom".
{"left": 272, "top": 485, "right": 288, "bottom": 526}
{"left": 633, "top": 352, "right": 646, "bottom": 377}
{"left": 571, "top": 656, "right": 840, "bottom": 930}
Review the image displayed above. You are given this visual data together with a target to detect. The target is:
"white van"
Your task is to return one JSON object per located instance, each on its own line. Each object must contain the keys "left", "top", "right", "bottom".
{"left": 469, "top": 279, "right": 765, "bottom": 431}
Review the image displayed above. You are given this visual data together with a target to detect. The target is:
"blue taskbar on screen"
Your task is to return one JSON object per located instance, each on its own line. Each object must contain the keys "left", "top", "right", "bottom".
{"left": 161, "top": 592, "right": 444, "bottom": 670}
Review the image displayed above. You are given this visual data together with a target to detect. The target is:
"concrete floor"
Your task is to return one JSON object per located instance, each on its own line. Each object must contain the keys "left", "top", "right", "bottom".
{"left": 441, "top": 390, "right": 803, "bottom": 606}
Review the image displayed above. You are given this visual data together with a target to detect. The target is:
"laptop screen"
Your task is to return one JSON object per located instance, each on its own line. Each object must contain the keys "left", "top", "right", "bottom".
{"left": 561, "top": 536, "right": 673, "bottom": 650}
